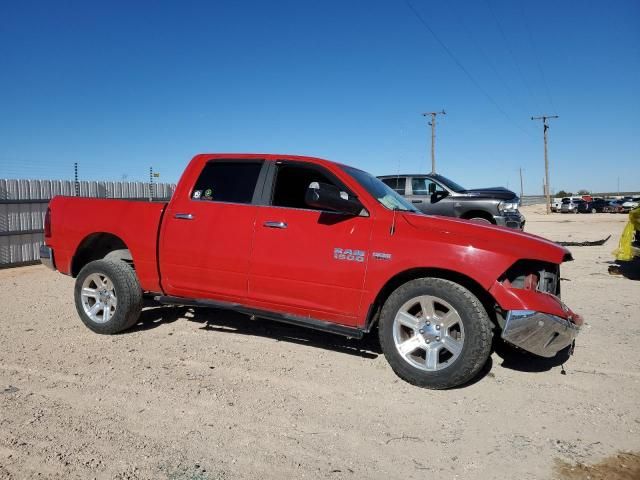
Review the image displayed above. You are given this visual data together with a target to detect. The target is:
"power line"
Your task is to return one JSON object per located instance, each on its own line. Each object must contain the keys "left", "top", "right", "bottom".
{"left": 452, "top": 7, "right": 524, "bottom": 117}
{"left": 404, "top": 0, "right": 534, "bottom": 138}
{"left": 519, "top": 3, "right": 558, "bottom": 115}
{"left": 483, "top": 0, "right": 542, "bottom": 113}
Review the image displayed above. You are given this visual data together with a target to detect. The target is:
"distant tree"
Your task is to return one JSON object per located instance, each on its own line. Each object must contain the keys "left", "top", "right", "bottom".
{"left": 577, "top": 189, "right": 590, "bottom": 195}
{"left": 556, "top": 190, "right": 572, "bottom": 197}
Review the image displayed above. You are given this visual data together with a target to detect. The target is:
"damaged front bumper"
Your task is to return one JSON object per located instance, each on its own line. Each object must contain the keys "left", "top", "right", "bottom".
{"left": 494, "top": 212, "right": 526, "bottom": 230}
{"left": 501, "top": 310, "right": 580, "bottom": 358}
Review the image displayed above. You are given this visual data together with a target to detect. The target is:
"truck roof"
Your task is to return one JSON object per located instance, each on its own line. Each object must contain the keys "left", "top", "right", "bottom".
{"left": 194, "top": 153, "right": 338, "bottom": 168}
{"left": 378, "top": 173, "right": 442, "bottom": 179}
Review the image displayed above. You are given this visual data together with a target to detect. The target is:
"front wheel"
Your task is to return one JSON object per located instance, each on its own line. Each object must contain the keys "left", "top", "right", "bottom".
{"left": 74, "top": 259, "right": 143, "bottom": 334}
{"left": 468, "top": 217, "right": 493, "bottom": 225}
{"left": 378, "top": 278, "right": 493, "bottom": 389}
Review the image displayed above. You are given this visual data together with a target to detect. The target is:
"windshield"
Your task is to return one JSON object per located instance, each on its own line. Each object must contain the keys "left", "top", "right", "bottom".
{"left": 341, "top": 166, "right": 420, "bottom": 213}
{"left": 431, "top": 174, "right": 466, "bottom": 193}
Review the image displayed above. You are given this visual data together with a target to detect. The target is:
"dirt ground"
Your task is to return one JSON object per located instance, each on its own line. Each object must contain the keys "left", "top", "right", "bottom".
{"left": 1, "top": 206, "right": 638, "bottom": 480}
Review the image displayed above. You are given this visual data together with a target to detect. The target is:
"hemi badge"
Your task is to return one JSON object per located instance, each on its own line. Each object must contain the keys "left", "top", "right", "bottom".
{"left": 372, "top": 252, "right": 392, "bottom": 261}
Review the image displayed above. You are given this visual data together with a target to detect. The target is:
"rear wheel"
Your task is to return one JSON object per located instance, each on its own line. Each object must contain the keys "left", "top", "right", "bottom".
{"left": 74, "top": 259, "right": 143, "bottom": 334}
{"left": 591, "top": 207, "right": 597, "bottom": 214}
{"left": 378, "top": 278, "right": 493, "bottom": 389}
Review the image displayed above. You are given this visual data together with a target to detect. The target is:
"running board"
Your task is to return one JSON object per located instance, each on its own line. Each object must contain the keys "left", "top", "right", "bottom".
{"left": 155, "top": 295, "right": 365, "bottom": 339}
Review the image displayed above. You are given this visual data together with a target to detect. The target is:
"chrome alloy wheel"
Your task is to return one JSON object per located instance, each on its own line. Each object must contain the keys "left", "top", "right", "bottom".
{"left": 80, "top": 273, "right": 118, "bottom": 324}
{"left": 392, "top": 295, "right": 465, "bottom": 371}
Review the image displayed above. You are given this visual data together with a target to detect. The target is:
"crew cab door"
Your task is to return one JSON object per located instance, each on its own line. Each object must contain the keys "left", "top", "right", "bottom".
{"left": 248, "top": 161, "right": 371, "bottom": 326}
{"left": 409, "top": 177, "right": 453, "bottom": 216}
{"left": 160, "top": 160, "right": 266, "bottom": 301}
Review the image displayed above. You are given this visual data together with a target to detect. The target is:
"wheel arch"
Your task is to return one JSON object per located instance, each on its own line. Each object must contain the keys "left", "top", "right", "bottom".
{"left": 365, "top": 267, "right": 498, "bottom": 331}
{"left": 460, "top": 210, "right": 496, "bottom": 224}
{"left": 71, "top": 232, "right": 132, "bottom": 277}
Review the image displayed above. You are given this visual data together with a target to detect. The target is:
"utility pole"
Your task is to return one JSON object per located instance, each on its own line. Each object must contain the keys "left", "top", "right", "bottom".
{"left": 531, "top": 115, "right": 558, "bottom": 214}
{"left": 149, "top": 167, "right": 154, "bottom": 201}
{"left": 149, "top": 167, "right": 160, "bottom": 201}
{"left": 519, "top": 167, "right": 524, "bottom": 200}
{"left": 74, "top": 162, "right": 80, "bottom": 196}
{"left": 423, "top": 110, "right": 446, "bottom": 174}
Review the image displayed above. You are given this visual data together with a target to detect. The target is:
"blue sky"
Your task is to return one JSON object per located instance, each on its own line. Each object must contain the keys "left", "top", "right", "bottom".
{"left": 1, "top": 0, "right": 638, "bottom": 194}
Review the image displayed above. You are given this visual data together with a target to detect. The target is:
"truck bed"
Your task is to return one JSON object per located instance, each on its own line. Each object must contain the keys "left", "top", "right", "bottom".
{"left": 47, "top": 197, "right": 167, "bottom": 291}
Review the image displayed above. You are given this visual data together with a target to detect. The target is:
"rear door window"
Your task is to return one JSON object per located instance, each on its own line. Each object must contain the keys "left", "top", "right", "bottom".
{"left": 192, "top": 161, "right": 263, "bottom": 204}
{"left": 381, "top": 177, "right": 406, "bottom": 195}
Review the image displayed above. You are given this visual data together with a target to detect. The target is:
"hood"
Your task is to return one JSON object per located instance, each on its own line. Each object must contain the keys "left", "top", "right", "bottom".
{"left": 460, "top": 187, "right": 518, "bottom": 201}
{"left": 401, "top": 212, "right": 570, "bottom": 265}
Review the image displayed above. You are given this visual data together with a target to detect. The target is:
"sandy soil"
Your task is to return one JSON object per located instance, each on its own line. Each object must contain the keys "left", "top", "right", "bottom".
{"left": 0, "top": 207, "right": 638, "bottom": 480}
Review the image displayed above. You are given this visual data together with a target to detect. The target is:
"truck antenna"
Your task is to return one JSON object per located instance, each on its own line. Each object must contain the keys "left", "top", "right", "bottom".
{"left": 390, "top": 208, "right": 397, "bottom": 236}
{"left": 390, "top": 158, "right": 401, "bottom": 236}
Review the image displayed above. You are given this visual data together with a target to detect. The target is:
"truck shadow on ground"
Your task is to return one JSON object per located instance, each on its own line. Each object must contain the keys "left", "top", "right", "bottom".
{"left": 132, "top": 302, "right": 569, "bottom": 382}
{"left": 492, "top": 339, "right": 571, "bottom": 373}
{"left": 134, "top": 302, "right": 382, "bottom": 360}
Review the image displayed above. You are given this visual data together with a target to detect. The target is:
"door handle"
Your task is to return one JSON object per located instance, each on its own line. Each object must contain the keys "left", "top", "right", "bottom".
{"left": 412, "top": 200, "right": 423, "bottom": 204}
{"left": 263, "top": 221, "right": 287, "bottom": 229}
{"left": 174, "top": 213, "right": 194, "bottom": 220}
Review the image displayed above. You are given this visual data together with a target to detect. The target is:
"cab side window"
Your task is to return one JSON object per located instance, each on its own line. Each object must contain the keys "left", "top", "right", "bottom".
{"left": 272, "top": 163, "right": 345, "bottom": 210}
{"left": 411, "top": 177, "right": 444, "bottom": 196}
{"left": 192, "top": 161, "right": 263, "bottom": 203}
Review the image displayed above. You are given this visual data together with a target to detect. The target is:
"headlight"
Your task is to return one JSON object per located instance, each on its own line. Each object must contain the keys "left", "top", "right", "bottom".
{"left": 499, "top": 201, "right": 519, "bottom": 212}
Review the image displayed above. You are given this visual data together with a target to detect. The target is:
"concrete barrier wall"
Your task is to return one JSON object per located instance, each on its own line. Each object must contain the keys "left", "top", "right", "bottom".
{"left": 520, "top": 195, "right": 546, "bottom": 206}
{"left": 0, "top": 179, "right": 175, "bottom": 268}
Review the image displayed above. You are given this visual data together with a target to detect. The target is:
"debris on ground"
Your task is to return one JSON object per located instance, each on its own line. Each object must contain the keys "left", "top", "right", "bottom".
{"left": 554, "top": 451, "right": 640, "bottom": 480}
{"left": 557, "top": 235, "right": 611, "bottom": 247}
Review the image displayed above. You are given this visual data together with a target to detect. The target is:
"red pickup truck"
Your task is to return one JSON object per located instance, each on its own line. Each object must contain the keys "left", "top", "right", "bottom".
{"left": 41, "top": 154, "right": 581, "bottom": 389}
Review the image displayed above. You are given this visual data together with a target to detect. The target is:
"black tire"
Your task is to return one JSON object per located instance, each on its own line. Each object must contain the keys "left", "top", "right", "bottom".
{"left": 378, "top": 278, "right": 492, "bottom": 389}
{"left": 74, "top": 259, "right": 143, "bottom": 334}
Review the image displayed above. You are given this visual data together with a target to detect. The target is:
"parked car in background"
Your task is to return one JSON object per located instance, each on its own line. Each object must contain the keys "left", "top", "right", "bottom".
{"left": 378, "top": 173, "right": 525, "bottom": 229}
{"left": 622, "top": 197, "right": 640, "bottom": 213}
{"left": 560, "top": 197, "right": 585, "bottom": 213}
{"left": 551, "top": 198, "right": 562, "bottom": 212}
{"left": 603, "top": 200, "right": 625, "bottom": 214}
{"left": 578, "top": 198, "right": 608, "bottom": 213}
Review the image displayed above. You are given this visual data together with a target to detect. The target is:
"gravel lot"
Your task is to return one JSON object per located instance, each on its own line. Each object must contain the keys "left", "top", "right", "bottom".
{"left": 1, "top": 206, "right": 638, "bottom": 480}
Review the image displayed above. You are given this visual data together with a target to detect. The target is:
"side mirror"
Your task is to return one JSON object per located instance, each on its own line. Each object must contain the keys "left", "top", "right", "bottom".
{"left": 430, "top": 184, "right": 449, "bottom": 203}
{"left": 305, "top": 182, "right": 364, "bottom": 216}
